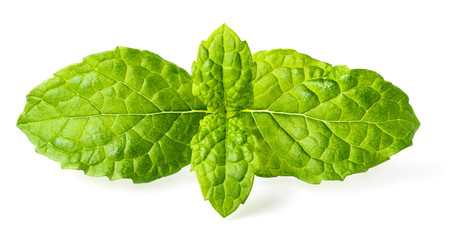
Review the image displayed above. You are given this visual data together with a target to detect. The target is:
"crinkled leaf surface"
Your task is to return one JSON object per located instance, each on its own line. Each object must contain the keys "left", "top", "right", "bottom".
{"left": 243, "top": 49, "right": 420, "bottom": 184}
{"left": 190, "top": 112, "right": 254, "bottom": 217}
{"left": 17, "top": 47, "right": 208, "bottom": 183}
{"left": 191, "top": 24, "right": 255, "bottom": 111}
{"left": 18, "top": 25, "right": 421, "bottom": 218}
{"left": 190, "top": 25, "right": 256, "bottom": 216}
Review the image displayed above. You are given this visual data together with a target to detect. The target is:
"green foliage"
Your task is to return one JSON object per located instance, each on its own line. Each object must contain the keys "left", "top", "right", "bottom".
{"left": 190, "top": 112, "right": 254, "bottom": 217}
{"left": 18, "top": 24, "right": 420, "bottom": 217}
{"left": 17, "top": 47, "right": 207, "bottom": 183}
{"left": 245, "top": 50, "right": 419, "bottom": 184}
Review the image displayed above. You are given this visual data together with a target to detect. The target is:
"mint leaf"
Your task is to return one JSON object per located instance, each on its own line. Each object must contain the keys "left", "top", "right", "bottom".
{"left": 190, "top": 112, "right": 254, "bottom": 217}
{"left": 244, "top": 49, "right": 420, "bottom": 183}
{"left": 192, "top": 24, "right": 256, "bottom": 111}
{"left": 190, "top": 25, "right": 256, "bottom": 216}
{"left": 17, "top": 47, "right": 208, "bottom": 183}
{"left": 18, "top": 25, "right": 420, "bottom": 217}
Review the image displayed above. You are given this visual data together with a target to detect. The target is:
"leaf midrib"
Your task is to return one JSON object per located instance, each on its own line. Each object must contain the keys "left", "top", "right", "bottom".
{"left": 17, "top": 110, "right": 212, "bottom": 125}
{"left": 241, "top": 109, "right": 414, "bottom": 125}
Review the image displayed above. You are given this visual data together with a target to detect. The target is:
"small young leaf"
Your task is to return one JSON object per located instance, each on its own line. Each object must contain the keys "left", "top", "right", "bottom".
{"left": 190, "top": 112, "right": 254, "bottom": 217}
{"left": 244, "top": 49, "right": 420, "bottom": 184}
{"left": 18, "top": 47, "right": 208, "bottom": 183}
{"left": 192, "top": 24, "right": 256, "bottom": 111}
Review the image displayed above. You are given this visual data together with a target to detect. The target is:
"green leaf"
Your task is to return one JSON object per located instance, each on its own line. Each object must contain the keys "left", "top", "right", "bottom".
{"left": 17, "top": 47, "right": 208, "bottom": 183}
{"left": 190, "top": 112, "right": 254, "bottom": 217}
{"left": 192, "top": 24, "right": 256, "bottom": 111}
{"left": 244, "top": 49, "right": 420, "bottom": 184}
{"left": 18, "top": 25, "right": 421, "bottom": 217}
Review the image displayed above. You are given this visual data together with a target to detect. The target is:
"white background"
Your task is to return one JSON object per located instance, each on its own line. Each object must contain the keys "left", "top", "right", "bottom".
{"left": 1, "top": 0, "right": 451, "bottom": 239}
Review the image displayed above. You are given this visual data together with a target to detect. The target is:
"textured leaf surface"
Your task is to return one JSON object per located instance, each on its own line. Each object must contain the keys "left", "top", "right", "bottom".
{"left": 17, "top": 47, "right": 208, "bottom": 183}
{"left": 190, "top": 112, "right": 254, "bottom": 217}
{"left": 17, "top": 25, "right": 421, "bottom": 217}
{"left": 192, "top": 24, "right": 256, "bottom": 111}
{"left": 244, "top": 49, "right": 420, "bottom": 184}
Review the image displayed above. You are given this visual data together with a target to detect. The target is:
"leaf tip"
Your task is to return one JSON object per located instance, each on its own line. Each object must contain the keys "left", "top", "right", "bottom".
{"left": 214, "top": 23, "right": 236, "bottom": 36}
{"left": 214, "top": 207, "right": 233, "bottom": 218}
{"left": 220, "top": 23, "right": 229, "bottom": 29}
{"left": 209, "top": 200, "right": 240, "bottom": 218}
